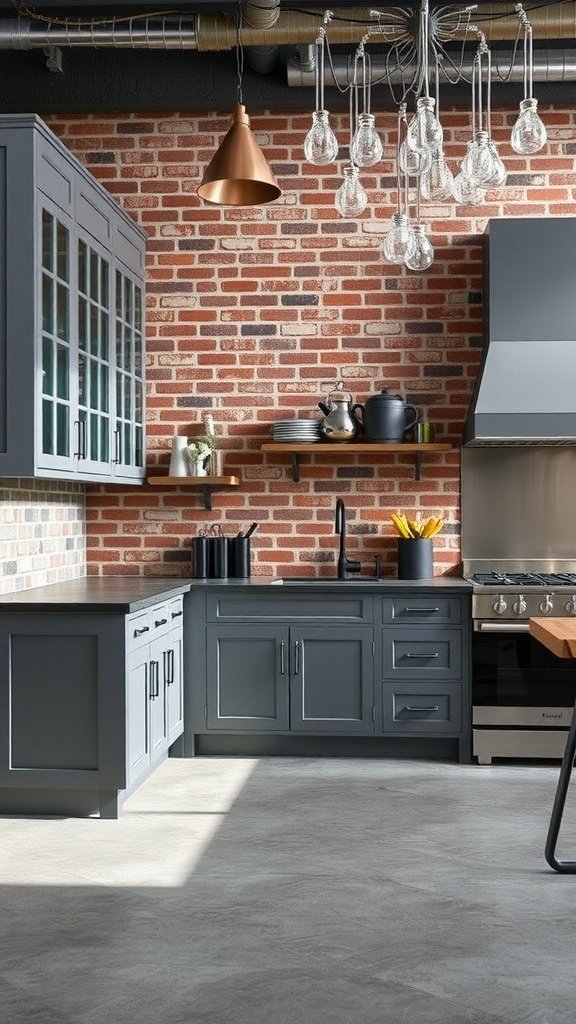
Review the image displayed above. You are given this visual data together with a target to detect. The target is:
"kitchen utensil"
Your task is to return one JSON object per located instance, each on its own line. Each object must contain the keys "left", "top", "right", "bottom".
{"left": 352, "top": 389, "right": 418, "bottom": 443}
{"left": 244, "top": 522, "right": 258, "bottom": 539}
{"left": 318, "top": 385, "right": 358, "bottom": 443}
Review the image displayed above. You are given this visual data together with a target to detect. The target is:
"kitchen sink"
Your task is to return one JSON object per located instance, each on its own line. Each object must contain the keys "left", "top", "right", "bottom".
{"left": 273, "top": 576, "right": 387, "bottom": 585}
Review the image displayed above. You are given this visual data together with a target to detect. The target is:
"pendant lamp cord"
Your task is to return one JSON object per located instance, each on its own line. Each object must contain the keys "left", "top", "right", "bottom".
{"left": 235, "top": 1, "right": 244, "bottom": 105}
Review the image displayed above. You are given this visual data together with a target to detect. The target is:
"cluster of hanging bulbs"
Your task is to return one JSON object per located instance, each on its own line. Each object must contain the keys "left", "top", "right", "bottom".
{"left": 302, "top": 3, "right": 548, "bottom": 272}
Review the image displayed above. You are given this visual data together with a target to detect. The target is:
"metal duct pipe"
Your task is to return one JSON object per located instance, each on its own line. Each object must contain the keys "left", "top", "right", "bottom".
{"left": 0, "top": 4, "right": 574, "bottom": 53}
{"left": 1, "top": 16, "right": 197, "bottom": 49}
{"left": 287, "top": 49, "right": 576, "bottom": 87}
{"left": 243, "top": 0, "right": 280, "bottom": 75}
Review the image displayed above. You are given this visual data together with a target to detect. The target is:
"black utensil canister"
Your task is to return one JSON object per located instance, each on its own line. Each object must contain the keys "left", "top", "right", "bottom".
{"left": 191, "top": 537, "right": 209, "bottom": 579}
{"left": 228, "top": 537, "right": 251, "bottom": 578}
{"left": 209, "top": 537, "right": 229, "bottom": 579}
{"left": 397, "top": 538, "right": 433, "bottom": 580}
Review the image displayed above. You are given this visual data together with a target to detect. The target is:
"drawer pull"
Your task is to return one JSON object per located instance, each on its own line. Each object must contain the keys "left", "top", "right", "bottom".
{"left": 280, "top": 640, "right": 286, "bottom": 675}
{"left": 403, "top": 705, "right": 439, "bottom": 713}
{"left": 133, "top": 626, "right": 150, "bottom": 637}
{"left": 171, "top": 610, "right": 183, "bottom": 619}
{"left": 155, "top": 618, "right": 168, "bottom": 627}
{"left": 403, "top": 652, "right": 439, "bottom": 659}
{"left": 403, "top": 607, "right": 440, "bottom": 613}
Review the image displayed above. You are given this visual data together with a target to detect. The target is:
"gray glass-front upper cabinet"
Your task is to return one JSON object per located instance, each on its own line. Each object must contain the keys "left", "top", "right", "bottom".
{"left": 0, "top": 114, "right": 146, "bottom": 483}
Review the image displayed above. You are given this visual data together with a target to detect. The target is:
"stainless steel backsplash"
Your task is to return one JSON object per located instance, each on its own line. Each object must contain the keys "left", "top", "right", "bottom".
{"left": 461, "top": 448, "right": 576, "bottom": 561}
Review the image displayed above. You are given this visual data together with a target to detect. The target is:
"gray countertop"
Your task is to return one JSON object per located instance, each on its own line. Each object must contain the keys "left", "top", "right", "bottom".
{"left": 0, "top": 574, "right": 471, "bottom": 611}
{"left": 0, "top": 577, "right": 193, "bottom": 612}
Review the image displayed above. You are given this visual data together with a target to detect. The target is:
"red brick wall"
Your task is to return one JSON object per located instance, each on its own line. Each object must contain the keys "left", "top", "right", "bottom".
{"left": 47, "top": 107, "right": 576, "bottom": 579}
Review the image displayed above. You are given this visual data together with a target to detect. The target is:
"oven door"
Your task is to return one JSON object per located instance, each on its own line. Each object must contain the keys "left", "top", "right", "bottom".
{"left": 473, "top": 624, "right": 576, "bottom": 720}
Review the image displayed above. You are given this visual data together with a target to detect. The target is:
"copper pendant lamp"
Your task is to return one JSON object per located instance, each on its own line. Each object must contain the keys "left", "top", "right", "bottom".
{"left": 197, "top": 3, "right": 281, "bottom": 207}
{"left": 197, "top": 103, "right": 281, "bottom": 206}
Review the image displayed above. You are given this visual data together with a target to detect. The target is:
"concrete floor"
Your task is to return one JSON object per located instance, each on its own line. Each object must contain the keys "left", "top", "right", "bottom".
{"left": 1, "top": 757, "right": 575, "bottom": 1024}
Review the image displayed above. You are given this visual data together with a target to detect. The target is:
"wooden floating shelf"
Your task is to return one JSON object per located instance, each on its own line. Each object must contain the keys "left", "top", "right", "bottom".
{"left": 146, "top": 475, "right": 240, "bottom": 511}
{"left": 260, "top": 443, "right": 454, "bottom": 482}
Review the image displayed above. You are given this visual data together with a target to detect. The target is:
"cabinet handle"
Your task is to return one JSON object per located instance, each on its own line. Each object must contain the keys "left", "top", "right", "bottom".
{"left": 113, "top": 427, "right": 121, "bottom": 464}
{"left": 403, "top": 607, "right": 440, "bottom": 613}
{"left": 403, "top": 705, "right": 440, "bottom": 713}
{"left": 155, "top": 618, "right": 168, "bottom": 628}
{"left": 171, "top": 610, "right": 183, "bottom": 619}
{"left": 149, "top": 660, "right": 160, "bottom": 699}
{"left": 73, "top": 419, "right": 82, "bottom": 459}
{"left": 166, "top": 648, "right": 175, "bottom": 685}
{"left": 81, "top": 418, "right": 87, "bottom": 459}
{"left": 280, "top": 640, "right": 285, "bottom": 675}
{"left": 294, "top": 640, "right": 300, "bottom": 675}
{"left": 403, "top": 652, "right": 439, "bottom": 659}
{"left": 133, "top": 625, "right": 150, "bottom": 637}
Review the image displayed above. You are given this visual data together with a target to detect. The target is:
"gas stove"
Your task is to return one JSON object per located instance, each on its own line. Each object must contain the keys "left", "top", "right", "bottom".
{"left": 463, "top": 562, "right": 576, "bottom": 625}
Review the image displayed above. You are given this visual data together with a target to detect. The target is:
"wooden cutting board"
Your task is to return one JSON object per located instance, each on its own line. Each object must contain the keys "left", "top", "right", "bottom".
{"left": 530, "top": 618, "right": 576, "bottom": 660}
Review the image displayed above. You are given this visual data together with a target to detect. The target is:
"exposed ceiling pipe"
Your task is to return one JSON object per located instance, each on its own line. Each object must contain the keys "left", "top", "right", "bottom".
{"left": 287, "top": 48, "right": 576, "bottom": 87}
{"left": 243, "top": 0, "right": 281, "bottom": 75}
{"left": 0, "top": 4, "right": 574, "bottom": 52}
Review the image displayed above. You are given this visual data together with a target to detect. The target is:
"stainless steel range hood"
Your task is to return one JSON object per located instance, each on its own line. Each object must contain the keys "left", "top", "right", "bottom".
{"left": 463, "top": 217, "right": 576, "bottom": 446}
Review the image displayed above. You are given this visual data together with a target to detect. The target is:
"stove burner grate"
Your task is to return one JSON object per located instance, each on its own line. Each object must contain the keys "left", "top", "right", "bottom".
{"left": 471, "top": 571, "right": 576, "bottom": 587}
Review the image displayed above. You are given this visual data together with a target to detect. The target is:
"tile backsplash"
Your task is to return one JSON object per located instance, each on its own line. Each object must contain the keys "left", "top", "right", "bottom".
{"left": 0, "top": 479, "right": 86, "bottom": 594}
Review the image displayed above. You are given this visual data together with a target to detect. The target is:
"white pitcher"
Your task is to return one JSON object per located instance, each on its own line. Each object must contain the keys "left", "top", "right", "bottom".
{"left": 168, "top": 435, "right": 189, "bottom": 476}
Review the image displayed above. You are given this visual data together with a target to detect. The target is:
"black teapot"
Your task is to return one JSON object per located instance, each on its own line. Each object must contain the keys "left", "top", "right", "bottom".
{"left": 352, "top": 389, "right": 418, "bottom": 443}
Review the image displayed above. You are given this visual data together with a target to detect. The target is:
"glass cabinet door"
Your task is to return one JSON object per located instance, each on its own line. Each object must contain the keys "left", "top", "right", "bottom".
{"left": 77, "top": 238, "right": 111, "bottom": 473}
{"left": 40, "top": 209, "right": 74, "bottom": 469}
{"left": 114, "top": 270, "right": 145, "bottom": 477}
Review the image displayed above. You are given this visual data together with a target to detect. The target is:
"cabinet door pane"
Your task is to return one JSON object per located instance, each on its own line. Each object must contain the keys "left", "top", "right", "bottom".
{"left": 41, "top": 209, "right": 71, "bottom": 463}
{"left": 114, "top": 270, "right": 144, "bottom": 473}
{"left": 77, "top": 237, "right": 111, "bottom": 469}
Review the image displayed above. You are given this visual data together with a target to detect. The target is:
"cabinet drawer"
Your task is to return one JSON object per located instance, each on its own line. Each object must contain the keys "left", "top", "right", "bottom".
{"left": 383, "top": 682, "right": 461, "bottom": 734}
{"left": 206, "top": 594, "right": 373, "bottom": 624}
{"left": 150, "top": 598, "right": 183, "bottom": 640}
{"left": 383, "top": 596, "right": 462, "bottom": 625}
{"left": 126, "top": 609, "right": 152, "bottom": 649}
{"left": 382, "top": 628, "right": 462, "bottom": 681}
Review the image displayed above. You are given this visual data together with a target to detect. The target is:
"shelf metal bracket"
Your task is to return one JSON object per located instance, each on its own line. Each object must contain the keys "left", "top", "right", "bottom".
{"left": 200, "top": 485, "right": 213, "bottom": 511}
{"left": 291, "top": 453, "right": 300, "bottom": 483}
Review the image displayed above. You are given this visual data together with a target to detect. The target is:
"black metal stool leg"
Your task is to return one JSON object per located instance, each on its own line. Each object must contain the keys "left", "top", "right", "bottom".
{"left": 545, "top": 700, "right": 576, "bottom": 872}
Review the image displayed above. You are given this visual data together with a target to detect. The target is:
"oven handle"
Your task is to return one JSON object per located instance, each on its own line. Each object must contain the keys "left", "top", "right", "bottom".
{"left": 474, "top": 621, "right": 530, "bottom": 633}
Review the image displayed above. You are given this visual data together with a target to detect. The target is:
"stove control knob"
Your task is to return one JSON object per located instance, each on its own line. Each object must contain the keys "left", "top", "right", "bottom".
{"left": 539, "top": 595, "right": 554, "bottom": 615}
{"left": 512, "top": 595, "right": 527, "bottom": 615}
{"left": 565, "top": 595, "right": 576, "bottom": 616}
{"left": 492, "top": 595, "right": 508, "bottom": 615}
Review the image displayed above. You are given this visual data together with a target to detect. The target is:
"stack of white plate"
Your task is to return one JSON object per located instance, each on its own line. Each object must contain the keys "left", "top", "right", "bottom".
{"left": 272, "top": 419, "right": 321, "bottom": 444}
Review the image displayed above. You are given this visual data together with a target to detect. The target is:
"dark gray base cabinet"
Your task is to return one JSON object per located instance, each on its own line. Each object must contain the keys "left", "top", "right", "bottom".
{"left": 189, "top": 588, "right": 471, "bottom": 761}
{"left": 0, "top": 597, "right": 184, "bottom": 818}
{"left": 206, "top": 624, "right": 374, "bottom": 734}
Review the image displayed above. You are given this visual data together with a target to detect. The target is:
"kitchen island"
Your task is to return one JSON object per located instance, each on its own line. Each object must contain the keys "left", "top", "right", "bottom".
{"left": 0, "top": 578, "right": 191, "bottom": 818}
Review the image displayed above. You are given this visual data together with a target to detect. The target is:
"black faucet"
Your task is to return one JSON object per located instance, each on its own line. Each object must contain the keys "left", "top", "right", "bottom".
{"left": 335, "top": 498, "right": 361, "bottom": 580}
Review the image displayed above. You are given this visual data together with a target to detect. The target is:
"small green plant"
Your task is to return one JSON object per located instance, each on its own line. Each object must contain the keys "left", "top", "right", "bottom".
{"left": 186, "top": 436, "right": 215, "bottom": 459}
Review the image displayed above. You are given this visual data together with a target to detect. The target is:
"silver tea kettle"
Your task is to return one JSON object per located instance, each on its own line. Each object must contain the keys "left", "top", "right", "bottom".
{"left": 318, "top": 385, "right": 358, "bottom": 443}
{"left": 352, "top": 389, "right": 418, "bottom": 443}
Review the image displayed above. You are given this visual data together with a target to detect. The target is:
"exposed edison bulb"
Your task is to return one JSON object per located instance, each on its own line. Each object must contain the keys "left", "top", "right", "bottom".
{"left": 461, "top": 130, "right": 500, "bottom": 188}
{"left": 350, "top": 112, "right": 383, "bottom": 168}
{"left": 382, "top": 213, "right": 416, "bottom": 264}
{"left": 453, "top": 168, "right": 486, "bottom": 205}
{"left": 405, "top": 225, "right": 434, "bottom": 271}
{"left": 335, "top": 165, "right": 368, "bottom": 218}
{"left": 511, "top": 97, "right": 547, "bottom": 155}
{"left": 399, "top": 140, "right": 431, "bottom": 178}
{"left": 303, "top": 110, "right": 339, "bottom": 166}
{"left": 407, "top": 97, "right": 443, "bottom": 156}
{"left": 420, "top": 151, "right": 454, "bottom": 202}
{"left": 484, "top": 141, "right": 507, "bottom": 187}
